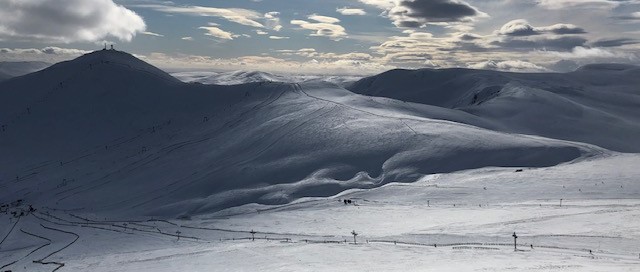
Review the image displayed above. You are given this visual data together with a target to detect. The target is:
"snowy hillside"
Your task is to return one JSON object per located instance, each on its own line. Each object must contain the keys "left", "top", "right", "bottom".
{"left": 172, "top": 70, "right": 362, "bottom": 86}
{"left": 0, "top": 71, "right": 10, "bottom": 81}
{"left": 0, "top": 50, "right": 601, "bottom": 217}
{"left": 1, "top": 50, "right": 639, "bottom": 271}
{"left": 348, "top": 66, "right": 640, "bottom": 152}
{"left": 0, "top": 61, "right": 50, "bottom": 81}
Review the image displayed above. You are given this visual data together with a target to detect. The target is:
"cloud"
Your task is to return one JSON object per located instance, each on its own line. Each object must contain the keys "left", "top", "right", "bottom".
{"left": 278, "top": 48, "right": 373, "bottom": 61}
{"left": 616, "top": 11, "right": 640, "bottom": 20}
{"left": 536, "top": 0, "right": 630, "bottom": 9}
{"left": 0, "top": 46, "right": 91, "bottom": 63}
{"left": 590, "top": 38, "right": 638, "bottom": 47}
{"left": 144, "top": 52, "right": 391, "bottom": 75}
{"left": 468, "top": 60, "right": 549, "bottom": 72}
{"left": 539, "top": 24, "right": 587, "bottom": 35}
{"left": 0, "top": 0, "right": 146, "bottom": 43}
{"left": 498, "top": 19, "right": 537, "bottom": 36}
{"left": 491, "top": 36, "right": 588, "bottom": 51}
{"left": 269, "top": 36, "right": 290, "bottom": 40}
{"left": 291, "top": 15, "right": 347, "bottom": 40}
{"left": 40, "top": 47, "right": 92, "bottom": 55}
{"left": 337, "top": 8, "right": 367, "bottom": 16}
{"left": 308, "top": 14, "right": 341, "bottom": 24}
{"left": 265, "top": 12, "right": 283, "bottom": 31}
{"left": 198, "top": 25, "right": 236, "bottom": 40}
{"left": 457, "top": 33, "right": 482, "bottom": 41}
{"left": 181, "top": 36, "right": 194, "bottom": 41}
{"left": 0, "top": 46, "right": 90, "bottom": 56}
{"left": 488, "top": 20, "right": 590, "bottom": 52}
{"left": 358, "top": 0, "right": 395, "bottom": 9}
{"left": 541, "top": 46, "right": 635, "bottom": 59}
{"left": 394, "top": 0, "right": 481, "bottom": 23}
{"left": 360, "top": 0, "right": 486, "bottom": 28}
{"left": 140, "top": 4, "right": 265, "bottom": 28}
{"left": 255, "top": 30, "right": 269, "bottom": 35}
{"left": 142, "top": 31, "right": 164, "bottom": 37}
{"left": 498, "top": 20, "right": 586, "bottom": 36}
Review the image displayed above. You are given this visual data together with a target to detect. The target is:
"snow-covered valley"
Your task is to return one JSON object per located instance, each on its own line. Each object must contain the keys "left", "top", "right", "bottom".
{"left": 1, "top": 50, "right": 639, "bottom": 271}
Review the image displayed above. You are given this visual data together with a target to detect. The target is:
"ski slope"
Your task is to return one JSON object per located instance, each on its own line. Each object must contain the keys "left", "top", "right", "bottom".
{"left": 1, "top": 50, "right": 639, "bottom": 271}
{"left": 1, "top": 154, "right": 639, "bottom": 271}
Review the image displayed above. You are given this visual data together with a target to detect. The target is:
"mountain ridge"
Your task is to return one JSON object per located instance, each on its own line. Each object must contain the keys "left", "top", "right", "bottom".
{"left": 348, "top": 65, "right": 640, "bottom": 152}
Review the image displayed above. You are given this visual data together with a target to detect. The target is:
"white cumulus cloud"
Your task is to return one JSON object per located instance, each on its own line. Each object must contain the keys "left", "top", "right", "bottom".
{"left": 199, "top": 25, "right": 237, "bottom": 40}
{"left": 291, "top": 15, "right": 347, "bottom": 40}
{"left": 0, "top": 0, "right": 146, "bottom": 43}
{"left": 337, "top": 8, "right": 367, "bottom": 16}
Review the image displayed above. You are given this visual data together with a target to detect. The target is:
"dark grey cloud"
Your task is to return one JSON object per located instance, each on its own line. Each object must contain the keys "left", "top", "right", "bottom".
{"left": 396, "top": 21, "right": 424, "bottom": 28}
{"left": 396, "top": 0, "right": 478, "bottom": 21}
{"left": 449, "top": 41, "right": 492, "bottom": 52}
{"left": 458, "top": 33, "right": 482, "bottom": 41}
{"left": 591, "top": 38, "right": 638, "bottom": 47}
{"left": 387, "top": 0, "right": 482, "bottom": 28}
{"left": 614, "top": 15, "right": 640, "bottom": 20}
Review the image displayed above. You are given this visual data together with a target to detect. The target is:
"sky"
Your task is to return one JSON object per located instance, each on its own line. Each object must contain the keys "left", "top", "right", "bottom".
{"left": 0, "top": 0, "right": 639, "bottom": 75}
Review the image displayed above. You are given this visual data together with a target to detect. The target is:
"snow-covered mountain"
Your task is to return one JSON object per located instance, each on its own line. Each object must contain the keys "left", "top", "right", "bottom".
{"left": 0, "top": 71, "right": 10, "bottom": 81}
{"left": 172, "top": 70, "right": 362, "bottom": 87}
{"left": 2, "top": 51, "right": 640, "bottom": 272}
{"left": 348, "top": 65, "right": 640, "bottom": 152}
{"left": 0, "top": 50, "right": 602, "bottom": 217}
{"left": 0, "top": 61, "right": 50, "bottom": 81}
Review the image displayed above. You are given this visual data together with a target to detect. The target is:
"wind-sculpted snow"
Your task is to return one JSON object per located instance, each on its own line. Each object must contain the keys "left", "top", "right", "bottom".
{"left": 0, "top": 51, "right": 601, "bottom": 218}
{"left": 348, "top": 66, "right": 640, "bottom": 152}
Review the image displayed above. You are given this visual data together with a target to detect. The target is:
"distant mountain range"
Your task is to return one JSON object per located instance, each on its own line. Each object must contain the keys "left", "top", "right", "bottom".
{"left": 171, "top": 70, "right": 362, "bottom": 87}
{"left": 0, "top": 61, "right": 50, "bottom": 81}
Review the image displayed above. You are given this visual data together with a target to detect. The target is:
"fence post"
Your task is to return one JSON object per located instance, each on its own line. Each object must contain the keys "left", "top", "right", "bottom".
{"left": 250, "top": 230, "right": 256, "bottom": 241}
